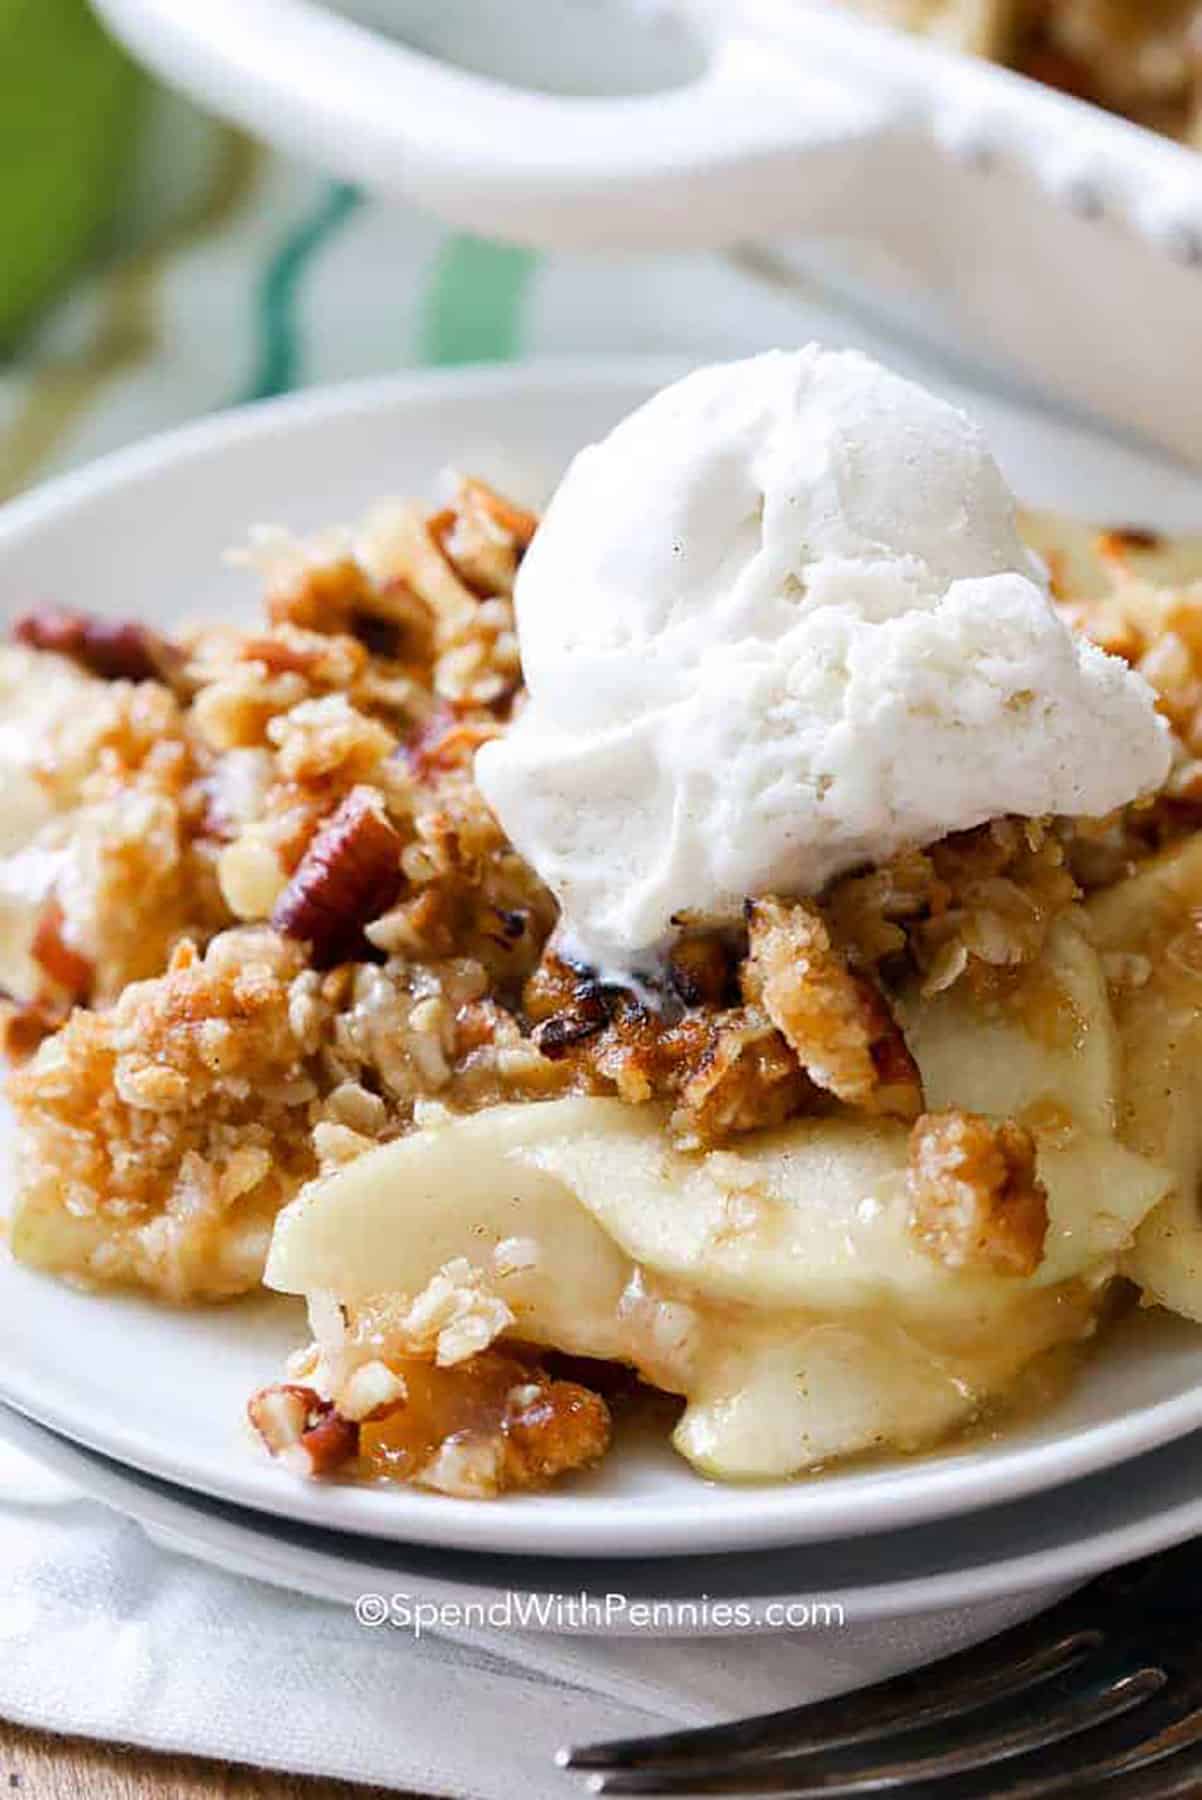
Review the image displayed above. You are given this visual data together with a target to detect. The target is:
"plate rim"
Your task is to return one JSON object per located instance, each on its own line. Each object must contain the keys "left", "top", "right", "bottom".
{"left": 0, "top": 357, "right": 697, "bottom": 544}
{"left": 9, "top": 1329, "right": 1202, "bottom": 1557}
{"left": 3, "top": 356, "right": 1202, "bottom": 1559}
{"left": 17, "top": 1398, "right": 1202, "bottom": 1636}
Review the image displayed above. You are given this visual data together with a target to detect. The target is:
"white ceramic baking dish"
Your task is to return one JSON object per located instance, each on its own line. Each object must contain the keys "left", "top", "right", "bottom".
{"left": 94, "top": 0, "right": 1202, "bottom": 460}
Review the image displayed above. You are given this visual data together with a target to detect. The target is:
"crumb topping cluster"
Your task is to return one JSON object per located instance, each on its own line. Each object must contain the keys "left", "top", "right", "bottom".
{"left": 6, "top": 482, "right": 1199, "bottom": 1493}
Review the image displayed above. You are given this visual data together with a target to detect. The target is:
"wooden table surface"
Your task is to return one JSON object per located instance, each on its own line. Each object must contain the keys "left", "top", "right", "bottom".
{"left": 0, "top": 1721, "right": 422, "bottom": 1798}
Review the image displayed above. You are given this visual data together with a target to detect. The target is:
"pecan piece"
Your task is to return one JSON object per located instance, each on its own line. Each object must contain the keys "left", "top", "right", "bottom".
{"left": 532, "top": 983, "right": 616, "bottom": 1059}
{"left": 667, "top": 935, "right": 734, "bottom": 1008}
{"left": 907, "top": 1110, "right": 1049, "bottom": 1278}
{"left": 272, "top": 787, "right": 403, "bottom": 968}
{"left": 0, "top": 992, "right": 68, "bottom": 1061}
{"left": 296, "top": 1412, "right": 361, "bottom": 1476}
{"left": 525, "top": 950, "right": 812, "bottom": 1144}
{"left": 248, "top": 1383, "right": 359, "bottom": 1478}
{"left": 742, "top": 895, "right": 922, "bottom": 1120}
{"left": 237, "top": 634, "right": 321, "bottom": 676}
{"left": 523, "top": 951, "right": 586, "bottom": 1023}
{"left": 433, "top": 477, "right": 538, "bottom": 598}
{"left": 501, "top": 1375, "right": 611, "bottom": 1491}
{"left": 248, "top": 1382, "right": 311, "bottom": 1451}
{"left": 13, "top": 605, "right": 171, "bottom": 684}
{"left": 670, "top": 1008, "right": 811, "bottom": 1148}
{"left": 459, "top": 477, "right": 538, "bottom": 552}
{"left": 31, "top": 899, "right": 93, "bottom": 1001}
{"left": 402, "top": 706, "right": 501, "bottom": 782}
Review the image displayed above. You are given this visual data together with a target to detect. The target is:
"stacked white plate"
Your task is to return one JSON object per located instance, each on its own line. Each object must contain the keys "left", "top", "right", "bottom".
{"left": 4, "top": 363, "right": 1202, "bottom": 1643}
{"left": 6, "top": 1393, "right": 1202, "bottom": 1648}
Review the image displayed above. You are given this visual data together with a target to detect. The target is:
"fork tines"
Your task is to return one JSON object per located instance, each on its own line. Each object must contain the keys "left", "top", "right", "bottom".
{"left": 558, "top": 1541, "right": 1202, "bottom": 1797}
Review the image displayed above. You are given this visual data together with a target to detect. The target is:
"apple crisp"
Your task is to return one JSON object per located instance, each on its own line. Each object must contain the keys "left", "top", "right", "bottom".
{"left": 6, "top": 480, "right": 1202, "bottom": 1495}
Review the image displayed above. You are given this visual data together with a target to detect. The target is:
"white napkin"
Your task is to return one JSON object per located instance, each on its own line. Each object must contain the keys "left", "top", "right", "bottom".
{"left": 0, "top": 1438, "right": 1069, "bottom": 1798}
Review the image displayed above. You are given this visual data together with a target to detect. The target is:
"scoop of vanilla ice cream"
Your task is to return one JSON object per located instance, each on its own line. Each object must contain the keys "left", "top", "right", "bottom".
{"left": 475, "top": 348, "right": 1170, "bottom": 977}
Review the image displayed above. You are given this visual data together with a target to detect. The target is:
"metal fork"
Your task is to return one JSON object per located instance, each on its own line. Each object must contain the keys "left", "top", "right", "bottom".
{"left": 558, "top": 1539, "right": 1202, "bottom": 1797}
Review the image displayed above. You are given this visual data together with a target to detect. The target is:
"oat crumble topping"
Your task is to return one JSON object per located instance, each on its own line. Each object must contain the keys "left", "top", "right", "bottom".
{"left": 907, "top": 1109, "right": 1050, "bottom": 1277}
{"left": 5, "top": 483, "right": 1198, "bottom": 1492}
{"left": 249, "top": 1276, "right": 610, "bottom": 1497}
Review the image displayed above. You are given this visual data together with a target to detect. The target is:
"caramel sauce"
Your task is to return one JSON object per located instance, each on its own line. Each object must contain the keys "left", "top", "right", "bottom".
{"left": 360, "top": 1350, "right": 535, "bottom": 1481}
{"left": 998, "top": 961, "right": 1084, "bottom": 1051}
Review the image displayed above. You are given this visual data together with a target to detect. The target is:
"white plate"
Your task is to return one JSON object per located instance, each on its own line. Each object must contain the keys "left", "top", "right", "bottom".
{"left": 10, "top": 1395, "right": 1202, "bottom": 1643}
{"left": 2, "top": 360, "right": 1202, "bottom": 1560}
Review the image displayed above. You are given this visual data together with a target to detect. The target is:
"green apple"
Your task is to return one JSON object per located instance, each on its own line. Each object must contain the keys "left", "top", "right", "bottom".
{"left": 0, "top": 0, "right": 142, "bottom": 346}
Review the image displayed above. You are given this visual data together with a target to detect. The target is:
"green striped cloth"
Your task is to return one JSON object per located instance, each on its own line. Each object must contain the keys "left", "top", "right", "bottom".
{"left": 6, "top": 80, "right": 1029, "bottom": 509}
{"left": 0, "top": 89, "right": 926, "bottom": 501}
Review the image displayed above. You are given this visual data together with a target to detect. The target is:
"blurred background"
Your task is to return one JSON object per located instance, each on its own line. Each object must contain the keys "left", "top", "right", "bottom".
{"left": 0, "top": 1, "right": 712, "bottom": 493}
{"left": 18, "top": 0, "right": 1200, "bottom": 499}
{"left": 0, "top": 0, "right": 874, "bottom": 503}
